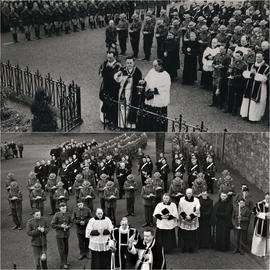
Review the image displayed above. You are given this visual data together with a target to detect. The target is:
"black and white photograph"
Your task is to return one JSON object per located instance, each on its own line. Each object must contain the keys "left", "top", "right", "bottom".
{"left": 1, "top": 132, "right": 269, "bottom": 269}
{"left": 1, "top": 0, "right": 269, "bottom": 269}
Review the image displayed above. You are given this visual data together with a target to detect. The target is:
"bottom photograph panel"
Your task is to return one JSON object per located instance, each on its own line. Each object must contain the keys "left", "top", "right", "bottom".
{"left": 1, "top": 132, "right": 269, "bottom": 270}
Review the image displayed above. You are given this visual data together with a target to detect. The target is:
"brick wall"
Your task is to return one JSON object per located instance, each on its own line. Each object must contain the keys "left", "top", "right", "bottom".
{"left": 190, "top": 133, "right": 269, "bottom": 193}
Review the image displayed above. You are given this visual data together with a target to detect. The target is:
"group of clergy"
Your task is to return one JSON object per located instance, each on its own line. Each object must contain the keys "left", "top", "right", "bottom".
{"left": 101, "top": 0, "right": 269, "bottom": 127}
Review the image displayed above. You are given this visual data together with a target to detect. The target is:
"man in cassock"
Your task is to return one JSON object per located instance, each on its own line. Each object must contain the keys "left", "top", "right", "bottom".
{"left": 240, "top": 51, "right": 269, "bottom": 122}
{"left": 212, "top": 192, "right": 233, "bottom": 251}
{"left": 153, "top": 193, "right": 179, "bottom": 253}
{"left": 178, "top": 188, "right": 200, "bottom": 253}
{"left": 114, "top": 56, "right": 143, "bottom": 129}
{"left": 109, "top": 217, "right": 140, "bottom": 269}
{"left": 198, "top": 191, "right": 213, "bottom": 249}
{"left": 251, "top": 193, "right": 270, "bottom": 258}
{"left": 128, "top": 229, "right": 166, "bottom": 270}
{"left": 99, "top": 51, "right": 122, "bottom": 128}
{"left": 85, "top": 208, "right": 113, "bottom": 269}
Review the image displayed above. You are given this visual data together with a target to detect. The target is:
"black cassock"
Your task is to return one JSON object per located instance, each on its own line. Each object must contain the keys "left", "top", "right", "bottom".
{"left": 212, "top": 199, "right": 233, "bottom": 251}
{"left": 182, "top": 40, "right": 199, "bottom": 85}
{"left": 198, "top": 197, "right": 213, "bottom": 248}
{"left": 111, "top": 227, "right": 140, "bottom": 269}
{"left": 163, "top": 38, "right": 179, "bottom": 80}
{"left": 99, "top": 60, "right": 122, "bottom": 126}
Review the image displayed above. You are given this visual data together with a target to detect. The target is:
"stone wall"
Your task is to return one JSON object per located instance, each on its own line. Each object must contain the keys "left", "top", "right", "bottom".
{"left": 190, "top": 133, "right": 269, "bottom": 193}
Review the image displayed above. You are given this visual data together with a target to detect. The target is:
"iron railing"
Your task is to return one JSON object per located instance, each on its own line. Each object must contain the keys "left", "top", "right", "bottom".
{"left": 1, "top": 61, "right": 83, "bottom": 132}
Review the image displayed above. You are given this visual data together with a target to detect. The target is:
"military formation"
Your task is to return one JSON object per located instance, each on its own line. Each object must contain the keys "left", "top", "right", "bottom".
{"left": 5, "top": 132, "right": 268, "bottom": 269}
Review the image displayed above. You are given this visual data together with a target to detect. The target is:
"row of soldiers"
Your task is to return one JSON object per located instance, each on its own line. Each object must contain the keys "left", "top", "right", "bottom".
{"left": 2, "top": 0, "right": 169, "bottom": 42}
{"left": 1, "top": 141, "right": 24, "bottom": 159}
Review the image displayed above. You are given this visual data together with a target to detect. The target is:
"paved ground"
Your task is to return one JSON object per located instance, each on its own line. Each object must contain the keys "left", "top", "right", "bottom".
{"left": 1, "top": 22, "right": 269, "bottom": 133}
{"left": 1, "top": 133, "right": 268, "bottom": 269}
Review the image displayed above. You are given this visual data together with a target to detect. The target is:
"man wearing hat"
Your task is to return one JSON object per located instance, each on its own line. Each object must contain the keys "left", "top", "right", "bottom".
{"left": 259, "top": 20, "right": 269, "bottom": 41}
{"left": 73, "top": 174, "right": 84, "bottom": 204}
{"left": 219, "top": 175, "right": 235, "bottom": 203}
{"left": 31, "top": 182, "right": 46, "bottom": 216}
{"left": 141, "top": 178, "right": 156, "bottom": 227}
{"left": 160, "top": 9, "right": 170, "bottom": 26}
{"left": 45, "top": 173, "right": 58, "bottom": 215}
{"left": 229, "top": 26, "right": 243, "bottom": 47}
{"left": 197, "top": 24, "right": 211, "bottom": 70}
{"left": 97, "top": 173, "right": 109, "bottom": 211}
{"left": 117, "top": 13, "right": 129, "bottom": 56}
{"left": 124, "top": 174, "right": 138, "bottom": 216}
{"left": 28, "top": 171, "right": 39, "bottom": 214}
{"left": 51, "top": 202, "right": 73, "bottom": 269}
{"left": 6, "top": 172, "right": 17, "bottom": 216}
{"left": 242, "top": 18, "right": 254, "bottom": 37}
{"left": 209, "top": 16, "right": 220, "bottom": 38}
{"left": 249, "top": 28, "right": 264, "bottom": 50}
{"left": 104, "top": 181, "right": 119, "bottom": 225}
{"left": 196, "top": 16, "right": 206, "bottom": 31}
{"left": 168, "top": 176, "right": 186, "bottom": 206}
{"left": 129, "top": 13, "right": 142, "bottom": 58}
{"left": 54, "top": 181, "right": 69, "bottom": 210}
{"left": 26, "top": 209, "right": 50, "bottom": 269}
{"left": 216, "top": 25, "right": 229, "bottom": 46}
{"left": 73, "top": 199, "right": 92, "bottom": 260}
{"left": 142, "top": 15, "right": 155, "bottom": 61}
{"left": 8, "top": 181, "right": 23, "bottom": 230}
{"left": 79, "top": 180, "right": 96, "bottom": 213}
{"left": 152, "top": 172, "right": 164, "bottom": 206}
{"left": 226, "top": 17, "right": 236, "bottom": 37}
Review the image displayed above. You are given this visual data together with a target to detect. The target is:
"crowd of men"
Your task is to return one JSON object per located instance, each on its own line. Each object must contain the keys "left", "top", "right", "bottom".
{"left": 101, "top": 0, "right": 269, "bottom": 127}
{"left": 1, "top": 141, "right": 24, "bottom": 159}
{"left": 5, "top": 133, "right": 269, "bottom": 269}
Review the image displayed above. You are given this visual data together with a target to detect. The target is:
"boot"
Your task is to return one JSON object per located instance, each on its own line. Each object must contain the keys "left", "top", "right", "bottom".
{"left": 25, "top": 31, "right": 31, "bottom": 41}
{"left": 41, "top": 259, "right": 48, "bottom": 269}
{"left": 80, "top": 21, "right": 85, "bottom": 30}
{"left": 12, "top": 33, "right": 18, "bottom": 43}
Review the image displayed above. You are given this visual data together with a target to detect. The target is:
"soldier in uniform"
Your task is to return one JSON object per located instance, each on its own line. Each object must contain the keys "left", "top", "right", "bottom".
{"left": 31, "top": 183, "right": 46, "bottom": 216}
{"left": 51, "top": 202, "right": 73, "bottom": 269}
{"left": 203, "top": 155, "right": 216, "bottom": 194}
{"left": 226, "top": 50, "right": 247, "bottom": 115}
{"left": 187, "top": 158, "right": 200, "bottom": 188}
{"left": 229, "top": 26, "right": 243, "bottom": 47}
{"left": 97, "top": 173, "right": 109, "bottom": 211}
{"left": 259, "top": 20, "right": 269, "bottom": 41}
{"left": 197, "top": 25, "right": 212, "bottom": 70}
{"left": 123, "top": 174, "right": 138, "bottom": 216}
{"left": 79, "top": 180, "right": 95, "bottom": 213}
{"left": 27, "top": 171, "right": 39, "bottom": 214}
{"left": 158, "top": 158, "right": 170, "bottom": 193}
{"left": 141, "top": 178, "right": 156, "bottom": 227}
{"left": 9, "top": 7, "right": 20, "bottom": 43}
{"left": 209, "top": 16, "right": 220, "bottom": 38}
{"left": 8, "top": 181, "right": 23, "bottom": 230}
{"left": 216, "top": 25, "right": 230, "bottom": 47}
{"left": 226, "top": 17, "right": 236, "bottom": 38}
{"left": 104, "top": 180, "right": 119, "bottom": 225}
{"left": 78, "top": 1, "right": 88, "bottom": 30}
{"left": 142, "top": 15, "right": 155, "bottom": 61}
{"left": 249, "top": 27, "right": 265, "bottom": 51}
{"left": 105, "top": 154, "right": 116, "bottom": 180}
{"left": 88, "top": 0, "right": 97, "bottom": 29}
{"left": 116, "top": 13, "right": 129, "bottom": 56}
{"left": 168, "top": 175, "right": 185, "bottom": 206}
{"left": 73, "top": 174, "right": 84, "bottom": 203}
{"left": 20, "top": 4, "right": 32, "bottom": 41}
{"left": 73, "top": 199, "right": 92, "bottom": 260}
{"left": 70, "top": 1, "right": 80, "bottom": 32}
{"left": 52, "top": 2, "right": 63, "bottom": 36}
{"left": 242, "top": 18, "right": 254, "bottom": 38}
{"left": 129, "top": 13, "right": 142, "bottom": 58}
{"left": 26, "top": 209, "right": 50, "bottom": 269}
{"left": 43, "top": 4, "right": 53, "bottom": 37}
{"left": 172, "top": 158, "right": 185, "bottom": 177}
{"left": 54, "top": 181, "right": 69, "bottom": 210}
{"left": 138, "top": 156, "right": 151, "bottom": 186}
{"left": 62, "top": 2, "right": 71, "bottom": 34}
{"left": 152, "top": 172, "right": 164, "bottom": 206}
{"left": 45, "top": 173, "right": 57, "bottom": 215}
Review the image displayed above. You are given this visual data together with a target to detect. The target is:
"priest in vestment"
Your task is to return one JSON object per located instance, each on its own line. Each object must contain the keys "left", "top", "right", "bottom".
{"left": 251, "top": 193, "right": 270, "bottom": 258}
{"left": 109, "top": 217, "right": 140, "bottom": 269}
{"left": 240, "top": 52, "right": 269, "bottom": 122}
{"left": 153, "top": 193, "right": 179, "bottom": 253}
{"left": 114, "top": 57, "right": 143, "bottom": 129}
{"left": 178, "top": 188, "right": 200, "bottom": 253}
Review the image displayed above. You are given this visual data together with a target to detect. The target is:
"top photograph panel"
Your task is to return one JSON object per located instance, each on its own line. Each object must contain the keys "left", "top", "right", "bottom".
{"left": 1, "top": 0, "right": 269, "bottom": 133}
